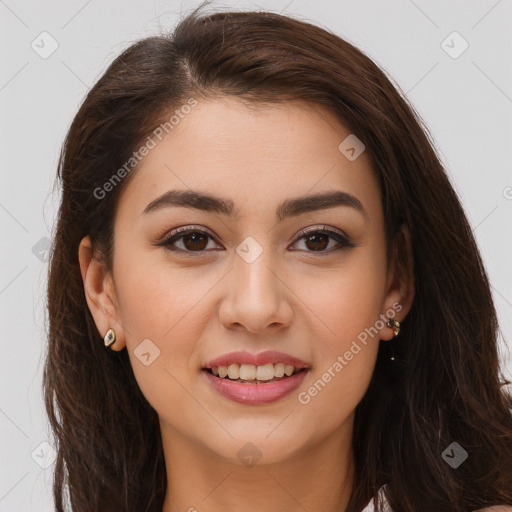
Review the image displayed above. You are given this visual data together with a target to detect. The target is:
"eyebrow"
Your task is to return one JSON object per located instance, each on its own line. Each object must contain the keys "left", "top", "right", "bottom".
{"left": 142, "top": 189, "right": 367, "bottom": 222}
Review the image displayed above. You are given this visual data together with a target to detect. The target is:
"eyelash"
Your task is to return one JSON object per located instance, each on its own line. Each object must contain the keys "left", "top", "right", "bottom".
{"left": 156, "top": 225, "right": 355, "bottom": 256}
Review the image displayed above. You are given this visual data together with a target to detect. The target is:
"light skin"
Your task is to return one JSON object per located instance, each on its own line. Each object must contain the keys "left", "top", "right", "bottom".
{"left": 79, "top": 97, "right": 415, "bottom": 512}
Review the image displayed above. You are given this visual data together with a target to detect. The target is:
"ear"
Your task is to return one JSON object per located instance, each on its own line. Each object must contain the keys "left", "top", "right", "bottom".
{"left": 378, "top": 223, "right": 415, "bottom": 341}
{"left": 78, "top": 235, "right": 126, "bottom": 352}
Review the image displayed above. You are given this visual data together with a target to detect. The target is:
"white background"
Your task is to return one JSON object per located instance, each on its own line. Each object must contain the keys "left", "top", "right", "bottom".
{"left": 1, "top": 0, "right": 511, "bottom": 510}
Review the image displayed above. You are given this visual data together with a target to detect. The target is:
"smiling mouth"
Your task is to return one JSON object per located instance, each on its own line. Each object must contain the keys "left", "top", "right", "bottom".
{"left": 203, "top": 366, "right": 308, "bottom": 384}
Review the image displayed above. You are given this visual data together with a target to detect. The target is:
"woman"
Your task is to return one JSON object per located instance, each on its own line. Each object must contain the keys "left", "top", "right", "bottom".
{"left": 43, "top": 4, "right": 512, "bottom": 511}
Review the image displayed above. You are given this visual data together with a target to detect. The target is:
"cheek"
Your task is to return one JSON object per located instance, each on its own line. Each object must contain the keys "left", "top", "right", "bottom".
{"left": 297, "top": 301, "right": 380, "bottom": 438}
{"left": 114, "top": 261, "right": 214, "bottom": 414}
{"left": 304, "top": 252, "right": 386, "bottom": 353}
{"left": 114, "top": 245, "right": 212, "bottom": 335}
{"left": 297, "top": 342, "right": 377, "bottom": 441}
{"left": 294, "top": 255, "right": 384, "bottom": 422}
{"left": 113, "top": 253, "right": 219, "bottom": 386}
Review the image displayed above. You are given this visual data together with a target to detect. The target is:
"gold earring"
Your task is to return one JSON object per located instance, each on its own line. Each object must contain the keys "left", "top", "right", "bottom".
{"left": 386, "top": 318, "right": 400, "bottom": 337}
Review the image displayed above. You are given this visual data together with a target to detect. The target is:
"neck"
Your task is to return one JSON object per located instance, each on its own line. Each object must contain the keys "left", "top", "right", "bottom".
{"left": 161, "top": 416, "right": 355, "bottom": 512}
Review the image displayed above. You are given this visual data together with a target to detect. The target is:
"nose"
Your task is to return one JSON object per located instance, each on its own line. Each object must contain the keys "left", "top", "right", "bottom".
{"left": 218, "top": 248, "right": 293, "bottom": 334}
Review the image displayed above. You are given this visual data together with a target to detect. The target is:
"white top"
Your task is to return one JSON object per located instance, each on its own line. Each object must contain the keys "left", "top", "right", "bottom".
{"left": 361, "top": 485, "right": 392, "bottom": 512}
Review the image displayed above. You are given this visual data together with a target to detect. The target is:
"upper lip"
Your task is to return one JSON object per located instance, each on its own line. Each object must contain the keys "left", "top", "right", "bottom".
{"left": 203, "top": 350, "right": 310, "bottom": 370}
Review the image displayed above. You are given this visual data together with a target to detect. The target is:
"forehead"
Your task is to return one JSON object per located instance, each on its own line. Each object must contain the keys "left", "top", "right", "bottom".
{"left": 116, "top": 97, "right": 382, "bottom": 225}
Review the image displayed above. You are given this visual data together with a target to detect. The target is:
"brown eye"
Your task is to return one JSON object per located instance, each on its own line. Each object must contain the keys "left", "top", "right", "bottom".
{"left": 158, "top": 227, "right": 221, "bottom": 254}
{"left": 291, "top": 227, "right": 354, "bottom": 254}
{"left": 180, "top": 232, "right": 209, "bottom": 251}
{"left": 303, "top": 232, "right": 330, "bottom": 251}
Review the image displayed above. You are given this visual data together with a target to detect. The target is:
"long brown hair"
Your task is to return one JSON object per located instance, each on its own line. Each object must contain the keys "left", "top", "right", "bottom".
{"left": 43, "top": 3, "right": 512, "bottom": 511}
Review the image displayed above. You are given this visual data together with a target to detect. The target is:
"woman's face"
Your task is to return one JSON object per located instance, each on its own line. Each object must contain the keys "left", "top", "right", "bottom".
{"left": 82, "top": 97, "right": 411, "bottom": 466}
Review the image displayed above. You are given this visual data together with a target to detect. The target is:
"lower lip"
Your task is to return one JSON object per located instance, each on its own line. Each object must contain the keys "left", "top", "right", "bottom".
{"left": 202, "top": 369, "right": 309, "bottom": 405}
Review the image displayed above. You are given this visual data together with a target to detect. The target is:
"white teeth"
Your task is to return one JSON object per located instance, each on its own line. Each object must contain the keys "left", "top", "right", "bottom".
{"left": 256, "top": 363, "right": 275, "bottom": 381}
{"left": 239, "top": 364, "right": 256, "bottom": 380}
{"left": 274, "top": 363, "right": 285, "bottom": 377}
{"left": 227, "top": 364, "right": 239, "bottom": 379}
{"left": 210, "top": 362, "right": 303, "bottom": 381}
